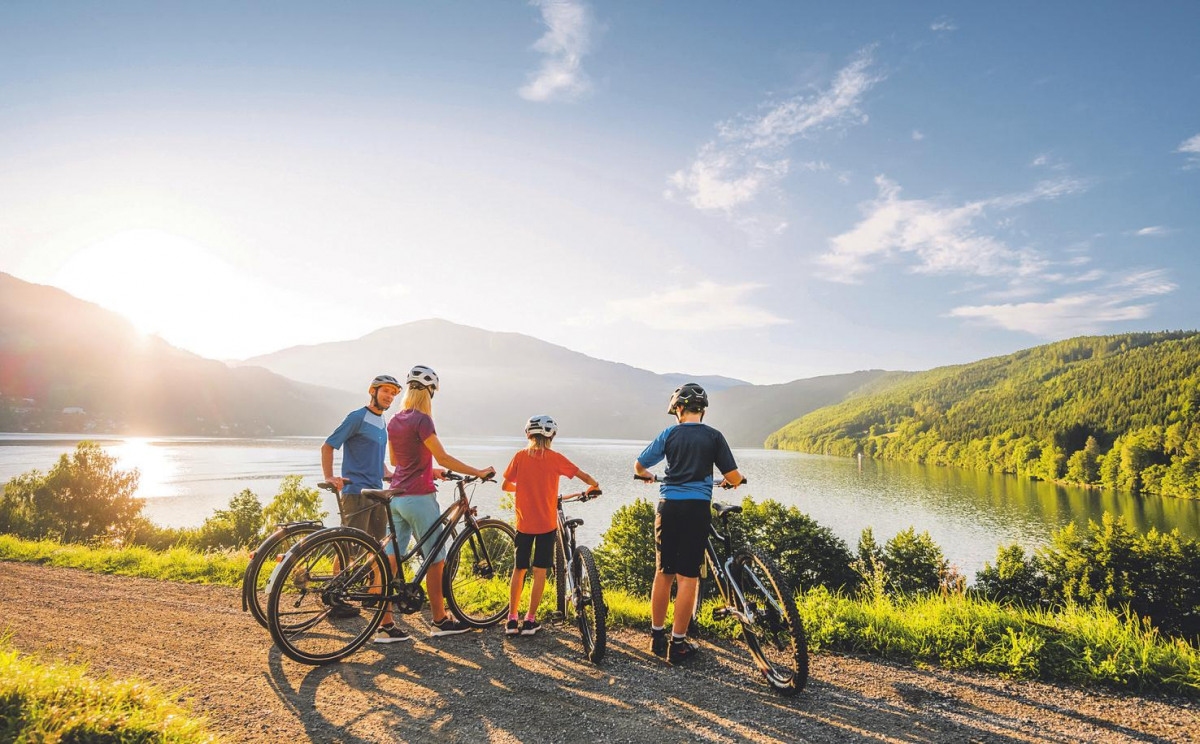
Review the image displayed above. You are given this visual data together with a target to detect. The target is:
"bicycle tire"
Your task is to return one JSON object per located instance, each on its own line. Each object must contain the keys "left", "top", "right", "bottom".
{"left": 266, "top": 528, "right": 388, "bottom": 665}
{"left": 443, "top": 518, "right": 517, "bottom": 628}
{"left": 243, "top": 523, "right": 322, "bottom": 629}
{"left": 572, "top": 546, "right": 607, "bottom": 664}
{"left": 732, "top": 547, "right": 808, "bottom": 695}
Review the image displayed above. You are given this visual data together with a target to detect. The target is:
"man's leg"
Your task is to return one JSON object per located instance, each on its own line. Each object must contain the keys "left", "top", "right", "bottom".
{"left": 651, "top": 571, "right": 675, "bottom": 628}
{"left": 671, "top": 575, "right": 699, "bottom": 637}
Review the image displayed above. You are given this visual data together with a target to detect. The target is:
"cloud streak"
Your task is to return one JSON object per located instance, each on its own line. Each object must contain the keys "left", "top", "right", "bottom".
{"left": 1177, "top": 133, "right": 1200, "bottom": 169}
{"left": 596, "top": 281, "right": 789, "bottom": 331}
{"left": 666, "top": 48, "right": 883, "bottom": 212}
{"left": 949, "top": 270, "right": 1176, "bottom": 336}
{"left": 519, "top": 0, "right": 594, "bottom": 103}
{"left": 817, "top": 175, "right": 1086, "bottom": 283}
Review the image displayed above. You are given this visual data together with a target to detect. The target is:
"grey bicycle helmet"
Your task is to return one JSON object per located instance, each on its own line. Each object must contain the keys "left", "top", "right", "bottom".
{"left": 525, "top": 415, "right": 558, "bottom": 438}
{"left": 406, "top": 365, "right": 439, "bottom": 392}
{"left": 369, "top": 374, "right": 400, "bottom": 392}
{"left": 667, "top": 382, "right": 708, "bottom": 414}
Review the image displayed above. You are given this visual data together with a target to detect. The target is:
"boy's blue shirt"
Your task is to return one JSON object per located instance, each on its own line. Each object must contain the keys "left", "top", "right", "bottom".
{"left": 325, "top": 406, "right": 387, "bottom": 495}
{"left": 637, "top": 422, "right": 738, "bottom": 501}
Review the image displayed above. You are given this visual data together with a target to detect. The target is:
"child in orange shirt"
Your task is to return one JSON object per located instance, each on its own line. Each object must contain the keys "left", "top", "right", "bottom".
{"left": 501, "top": 415, "right": 599, "bottom": 636}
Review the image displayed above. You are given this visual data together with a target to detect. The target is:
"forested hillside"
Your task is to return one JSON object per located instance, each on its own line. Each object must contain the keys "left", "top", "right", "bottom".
{"left": 766, "top": 332, "right": 1200, "bottom": 498}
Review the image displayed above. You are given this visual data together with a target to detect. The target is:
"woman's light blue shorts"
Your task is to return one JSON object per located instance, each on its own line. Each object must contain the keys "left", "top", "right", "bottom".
{"left": 383, "top": 492, "right": 448, "bottom": 564}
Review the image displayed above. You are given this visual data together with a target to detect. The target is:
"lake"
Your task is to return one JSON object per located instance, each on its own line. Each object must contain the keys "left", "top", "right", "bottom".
{"left": 2, "top": 433, "right": 1199, "bottom": 577}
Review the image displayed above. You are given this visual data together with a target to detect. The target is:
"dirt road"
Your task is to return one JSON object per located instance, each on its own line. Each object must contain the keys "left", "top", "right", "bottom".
{"left": 1, "top": 562, "right": 1195, "bottom": 743}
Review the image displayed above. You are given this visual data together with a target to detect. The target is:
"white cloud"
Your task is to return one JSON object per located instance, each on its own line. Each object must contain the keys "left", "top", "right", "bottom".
{"left": 912, "top": 129, "right": 925, "bottom": 141}
{"left": 597, "top": 281, "right": 790, "bottom": 331}
{"left": 1176, "top": 133, "right": 1200, "bottom": 169}
{"left": 931, "top": 18, "right": 958, "bottom": 32}
{"left": 817, "top": 175, "right": 1086, "bottom": 283}
{"left": 666, "top": 48, "right": 882, "bottom": 212}
{"left": 949, "top": 270, "right": 1176, "bottom": 336}
{"left": 519, "top": 0, "right": 594, "bottom": 103}
{"left": 1131, "top": 225, "right": 1173, "bottom": 237}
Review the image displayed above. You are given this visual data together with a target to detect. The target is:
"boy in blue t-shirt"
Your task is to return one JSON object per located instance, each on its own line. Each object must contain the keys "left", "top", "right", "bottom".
{"left": 634, "top": 382, "right": 744, "bottom": 663}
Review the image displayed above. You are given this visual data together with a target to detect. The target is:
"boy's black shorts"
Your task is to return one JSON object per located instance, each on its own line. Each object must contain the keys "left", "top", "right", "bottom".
{"left": 655, "top": 498, "right": 710, "bottom": 578}
{"left": 514, "top": 530, "right": 556, "bottom": 570}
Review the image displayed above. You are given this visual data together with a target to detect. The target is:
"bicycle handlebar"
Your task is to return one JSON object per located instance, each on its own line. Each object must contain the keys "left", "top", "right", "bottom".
{"left": 633, "top": 474, "right": 747, "bottom": 488}
{"left": 561, "top": 488, "right": 603, "bottom": 503}
{"left": 440, "top": 470, "right": 496, "bottom": 485}
{"left": 318, "top": 481, "right": 339, "bottom": 493}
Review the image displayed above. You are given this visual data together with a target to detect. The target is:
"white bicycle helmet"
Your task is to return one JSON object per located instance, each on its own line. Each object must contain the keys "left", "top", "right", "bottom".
{"left": 525, "top": 415, "right": 558, "bottom": 438}
{"left": 406, "top": 365, "right": 439, "bottom": 392}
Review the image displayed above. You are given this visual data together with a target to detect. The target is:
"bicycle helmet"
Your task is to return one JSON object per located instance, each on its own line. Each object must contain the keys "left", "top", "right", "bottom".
{"left": 369, "top": 374, "right": 401, "bottom": 393}
{"left": 406, "top": 365, "right": 439, "bottom": 392}
{"left": 667, "top": 382, "right": 708, "bottom": 415}
{"left": 525, "top": 415, "right": 558, "bottom": 438}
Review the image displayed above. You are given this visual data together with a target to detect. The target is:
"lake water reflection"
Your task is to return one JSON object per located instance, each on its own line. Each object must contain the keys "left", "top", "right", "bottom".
{"left": 2, "top": 433, "right": 1198, "bottom": 578}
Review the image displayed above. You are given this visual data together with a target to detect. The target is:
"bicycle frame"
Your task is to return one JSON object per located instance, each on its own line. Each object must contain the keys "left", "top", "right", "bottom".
{"left": 702, "top": 515, "right": 763, "bottom": 627}
{"left": 555, "top": 495, "right": 583, "bottom": 600}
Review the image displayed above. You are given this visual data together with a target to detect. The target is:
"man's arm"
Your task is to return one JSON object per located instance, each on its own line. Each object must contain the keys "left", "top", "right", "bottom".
{"left": 321, "top": 443, "right": 346, "bottom": 491}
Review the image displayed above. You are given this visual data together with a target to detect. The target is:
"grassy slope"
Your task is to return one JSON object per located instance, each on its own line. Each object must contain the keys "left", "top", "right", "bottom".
{"left": 0, "top": 641, "right": 218, "bottom": 743}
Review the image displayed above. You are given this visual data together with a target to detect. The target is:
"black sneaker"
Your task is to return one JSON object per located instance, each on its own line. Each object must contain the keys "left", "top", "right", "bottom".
{"left": 668, "top": 637, "right": 700, "bottom": 663}
{"left": 430, "top": 617, "right": 473, "bottom": 637}
{"left": 650, "top": 628, "right": 668, "bottom": 658}
{"left": 520, "top": 619, "right": 541, "bottom": 636}
{"left": 374, "top": 624, "right": 412, "bottom": 643}
{"left": 505, "top": 619, "right": 520, "bottom": 636}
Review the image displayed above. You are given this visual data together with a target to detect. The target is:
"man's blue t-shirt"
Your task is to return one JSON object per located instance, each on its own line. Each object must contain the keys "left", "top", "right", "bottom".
{"left": 637, "top": 422, "right": 738, "bottom": 501}
{"left": 325, "top": 407, "right": 387, "bottom": 495}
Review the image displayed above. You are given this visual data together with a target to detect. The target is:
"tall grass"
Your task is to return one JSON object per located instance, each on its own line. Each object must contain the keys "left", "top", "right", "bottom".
{"left": 0, "top": 641, "right": 218, "bottom": 742}
{"left": 0, "top": 534, "right": 247, "bottom": 585}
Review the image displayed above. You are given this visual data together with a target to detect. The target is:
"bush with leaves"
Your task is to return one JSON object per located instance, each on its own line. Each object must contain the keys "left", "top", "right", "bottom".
{"left": 595, "top": 498, "right": 657, "bottom": 596}
{"left": 262, "top": 475, "right": 327, "bottom": 526}
{"left": 725, "top": 497, "right": 860, "bottom": 592}
{"left": 196, "top": 489, "right": 263, "bottom": 549}
{"left": 854, "top": 526, "right": 951, "bottom": 597}
{"left": 0, "top": 442, "right": 141, "bottom": 543}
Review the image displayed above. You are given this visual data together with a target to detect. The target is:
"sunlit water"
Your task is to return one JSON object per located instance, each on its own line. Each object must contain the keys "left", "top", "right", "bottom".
{"left": 3, "top": 433, "right": 1198, "bottom": 577}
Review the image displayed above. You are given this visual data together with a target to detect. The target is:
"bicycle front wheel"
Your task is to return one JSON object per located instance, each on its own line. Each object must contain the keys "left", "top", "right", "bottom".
{"left": 733, "top": 548, "right": 808, "bottom": 695}
{"left": 443, "top": 518, "right": 517, "bottom": 627}
{"left": 572, "top": 546, "right": 607, "bottom": 664}
{"left": 243, "top": 523, "right": 321, "bottom": 629}
{"left": 266, "top": 529, "right": 388, "bottom": 665}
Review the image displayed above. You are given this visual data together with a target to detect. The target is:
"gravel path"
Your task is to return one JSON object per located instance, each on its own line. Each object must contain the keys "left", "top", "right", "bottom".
{"left": 1, "top": 562, "right": 1196, "bottom": 743}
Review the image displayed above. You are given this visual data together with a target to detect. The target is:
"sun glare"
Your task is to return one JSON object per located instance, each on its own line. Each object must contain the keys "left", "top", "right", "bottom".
{"left": 110, "top": 437, "right": 178, "bottom": 500}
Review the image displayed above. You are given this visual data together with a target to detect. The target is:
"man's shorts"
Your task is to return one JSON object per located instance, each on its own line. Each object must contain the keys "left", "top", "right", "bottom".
{"left": 514, "top": 530, "right": 556, "bottom": 571}
{"left": 383, "top": 493, "right": 448, "bottom": 564}
{"left": 655, "top": 498, "right": 710, "bottom": 578}
{"left": 339, "top": 491, "right": 388, "bottom": 541}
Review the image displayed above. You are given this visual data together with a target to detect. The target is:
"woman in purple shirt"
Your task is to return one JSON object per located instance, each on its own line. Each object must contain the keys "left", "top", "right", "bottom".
{"left": 374, "top": 365, "right": 496, "bottom": 643}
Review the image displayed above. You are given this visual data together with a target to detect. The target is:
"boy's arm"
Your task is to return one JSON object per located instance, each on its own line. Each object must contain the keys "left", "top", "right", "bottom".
{"left": 633, "top": 461, "right": 657, "bottom": 480}
{"left": 575, "top": 469, "right": 600, "bottom": 489}
{"left": 713, "top": 430, "right": 744, "bottom": 487}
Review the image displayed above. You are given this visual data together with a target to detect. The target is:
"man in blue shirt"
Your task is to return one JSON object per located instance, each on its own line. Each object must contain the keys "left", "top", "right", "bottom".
{"left": 321, "top": 375, "right": 400, "bottom": 542}
{"left": 634, "top": 382, "right": 744, "bottom": 663}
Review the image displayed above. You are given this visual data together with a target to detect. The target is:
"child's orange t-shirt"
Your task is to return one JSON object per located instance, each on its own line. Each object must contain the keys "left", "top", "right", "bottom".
{"left": 503, "top": 448, "right": 579, "bottom": 534}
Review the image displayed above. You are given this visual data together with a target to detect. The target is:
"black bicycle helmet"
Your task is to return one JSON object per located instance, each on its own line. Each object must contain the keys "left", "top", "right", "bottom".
{"left": 667, "top": 382, "right": 709, "bottom": 414}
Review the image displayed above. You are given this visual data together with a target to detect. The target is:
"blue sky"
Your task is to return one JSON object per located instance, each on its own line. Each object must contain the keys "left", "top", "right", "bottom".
{"left": 1, "top": 1, "right": 1197, "bottom": 383}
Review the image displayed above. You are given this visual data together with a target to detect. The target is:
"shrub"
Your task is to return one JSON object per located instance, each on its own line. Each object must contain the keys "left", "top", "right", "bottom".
{"left": 196, "top": 489, "right": 264, "bottom": 549}
{"left": 0, "top": 441, "right": 141, "bottom": 543}
{"left": 595, "top": 498, "right": 656, "bottom": 595}
{"left": 263, "top": 475, "right": 327, "bottom": 526}
{"left": 726, "top": 497, "right": 860, "bottom": 592}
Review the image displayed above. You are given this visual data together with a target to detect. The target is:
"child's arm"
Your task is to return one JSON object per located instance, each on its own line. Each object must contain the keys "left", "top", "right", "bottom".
{"left": 575, "top": 469, "right": 599, "bottom": 490}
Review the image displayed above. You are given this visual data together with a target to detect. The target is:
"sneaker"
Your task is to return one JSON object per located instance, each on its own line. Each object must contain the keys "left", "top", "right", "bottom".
{"left": 668, "top": 637, "right": 700, "bottom": 663}
{"left": 650, "top": 628, "right": 668, "bottom": 658}
{"left": 430, "top": 617, "right": 473, "bottom": 637}
{"left": 329, "top": 600, "right": 361, "bottom": 619}
{"left": 374, "top": 623, "right": 412, "bottom": 643}
{"left": 505, "top": 619, "right": 521, "bottom": 636}
{"left": 520, "top": 619, "right": 541, "bottom": 636}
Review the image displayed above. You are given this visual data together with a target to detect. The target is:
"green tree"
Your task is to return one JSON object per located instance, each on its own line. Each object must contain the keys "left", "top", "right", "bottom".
{"left": 881, "top": 528, "right": 947, "bottom": 595}
{"left": 1065, "top": 436, "right": 1102, "bottom": 484}
{"left": 594, "top": 499, "right": 657, "bottom": 595}
{"left": 0, "top": 441, "right": 141, "bottom": 542}
{"left": 262, "top": 475, "right": 327, "bottom": 528}
{"left": 198, "top": 490, "right": 264, "bottom": 549}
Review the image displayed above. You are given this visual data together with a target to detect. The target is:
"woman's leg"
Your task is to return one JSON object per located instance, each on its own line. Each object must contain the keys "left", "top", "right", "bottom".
{"left": 426, "top": 560, "right": 447, "bottom": 621}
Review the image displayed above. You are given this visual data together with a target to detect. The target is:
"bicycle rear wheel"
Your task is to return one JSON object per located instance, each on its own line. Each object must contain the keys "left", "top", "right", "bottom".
{"left": 571, "top": 546, "right": 606, "bottom": 664}
{"left": 243, "top": 523, "right": 321, "bottom": 629}
{"left": 266, "top": 528, "right": 388, "bottom": 665}
{"left": 733, "top": 548, "right": 808, "bottom": 695}
{"left": 443, "top": 518, "right": 517, "bottom": 627}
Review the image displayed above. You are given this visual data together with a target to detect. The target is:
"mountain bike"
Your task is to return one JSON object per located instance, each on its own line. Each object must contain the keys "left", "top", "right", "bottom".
{"left": 241, "top": 482, "right": 366, "bottom": 629}
{"left": 264, "top": 472, "right": 515, "bottom": 665}
{"left": 548, "top": 487, "right": 607, "bottom": 663}
{"left": 636, "top": 474, "right": 808, "bottom": 695}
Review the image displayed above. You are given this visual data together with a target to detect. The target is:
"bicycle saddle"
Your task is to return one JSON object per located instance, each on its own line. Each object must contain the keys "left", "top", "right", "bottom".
{"left": 359, "top": 488, "right": 399, "bottom": 504}
{"left": 565, "top": 518, "right": 584, "bottom": 529}
{"left": 712, "top": 501, "right": 742, "bottom": 517}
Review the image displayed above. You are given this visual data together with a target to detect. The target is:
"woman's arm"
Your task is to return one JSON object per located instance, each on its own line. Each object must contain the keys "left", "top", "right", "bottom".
{"left": 423, "top": 434, "right": 494, "bottom": 479}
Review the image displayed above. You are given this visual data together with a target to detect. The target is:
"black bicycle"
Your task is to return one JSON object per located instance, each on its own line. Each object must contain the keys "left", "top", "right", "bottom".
{"left": 241, "top": 482, "right": 372, "bottom": 629}
{"left": 636, "top": 474, "right": 808, "bottom": 695}
{"left": 549, "top": 488, "right": 607, "bottom": 663}
{"left": 264, "top": 472, "right": 516, "bottom": 665}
